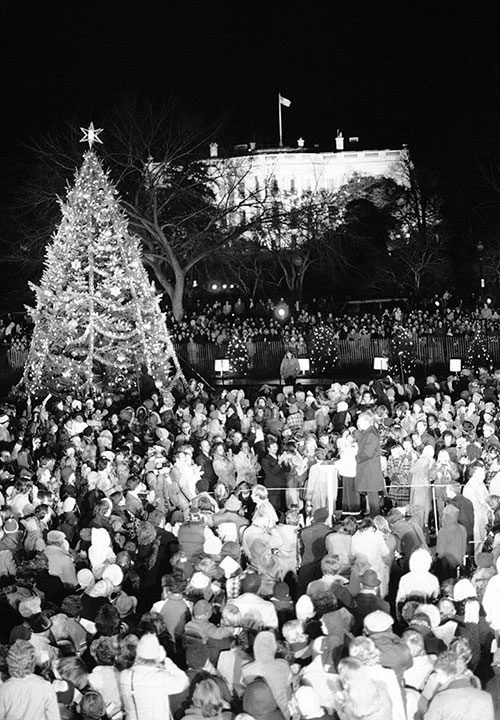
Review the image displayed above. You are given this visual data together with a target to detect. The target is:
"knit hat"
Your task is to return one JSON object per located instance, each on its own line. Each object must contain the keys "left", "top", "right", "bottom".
{"left": 136, "top": 633, "right": 165, "bottom": 661}
{"left": 193, "top": 599, "right": 212, "bottom": 618}
{"left": 361, "top": 569, "right": 380, "bottom": 588}
{"left": 453, "top": 578, "right": 477, "bottom": 602}
{"left": 4, "top": 518, "right": 18, "bottom": 534}
{"left": 363, "top": 610, "right": 394, "bottom": 633}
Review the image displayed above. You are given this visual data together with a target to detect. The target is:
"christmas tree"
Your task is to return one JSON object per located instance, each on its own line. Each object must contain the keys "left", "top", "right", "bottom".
{"left": 309, "top": 324, "right": 338, "bottom": 375}
{"left": 227, "top": 334, "right": 249, "bottom": 375}
{"left": 23, "top": 126, "right": 183, "bottom": 398}
{"left": 465, "top": 329, "right": 493, "bottom": 372}
{"left": 389, "top": 325, "right": 417, "bottom": 381}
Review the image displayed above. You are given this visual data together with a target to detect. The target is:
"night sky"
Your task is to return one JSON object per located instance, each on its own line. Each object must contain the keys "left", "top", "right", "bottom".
{"left": 2, "top": 2, "right": 500, "bottom": 248}
{"left": 3, "top": 3, "right": 500, "bottom": 150}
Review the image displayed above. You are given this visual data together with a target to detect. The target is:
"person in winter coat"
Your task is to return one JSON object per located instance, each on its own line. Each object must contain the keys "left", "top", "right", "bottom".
{"left": 481, "top": 556, "right": 500, "bottom": 641}
{"left": 0, "top": 639, "right": 60, "bottom": 720}
{"left": 396, "top": 548, "right": 440, "bottom": 611}
{"left": 180, "top": 677, "right": 233, "bottom": 720}
{"left": 445, "top": 482, "right": 475, "bottom": 554}
{"left": 355, "top": 413, "right": 385, "bottom": 516}
{"left": 280, "top": 351, "right": 301, "bottom": 385}
{"left": 429, "top": 449, "right": 460, "bottom": 525}
{"left": 463, "top": 461, "right": 490, "bottom": 557}
{"left": 261, "top": 438, "right": 288, "bottom": 515}
{"left": 350, "top": 519, "right": 390, "bottom": 596}
{"left": 43, "top": 529, "right": 78, "bottom": 587}
{"left": 335, "top": 657, "right": 393, "bottom": 720}
{"left": 435, "top": 504, "right": 467, "bottom": 578}
{"left": 409, "top": 445, "right": 435, "bottom": 531}
{"left": 119, "top": 633, "right": 188, "bottom": 720}
{"left": 424, "top": 649, "right": 494, "bottom": 720}
{"left": 241, "top": 630, "right": 292, "bottom": 718}
{"left": 362, "top": 611, "right": 413, "bottom": 688}
{"left": 0, "top": 518, "right": 21, "bottom": 577}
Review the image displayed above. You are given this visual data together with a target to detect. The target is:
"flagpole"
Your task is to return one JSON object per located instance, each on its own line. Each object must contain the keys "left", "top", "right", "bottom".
{"left": 278, "top": 93, "right": 283, "bottom": 148}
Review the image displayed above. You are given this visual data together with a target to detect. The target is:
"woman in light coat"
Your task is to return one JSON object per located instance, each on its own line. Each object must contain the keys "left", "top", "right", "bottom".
{"left": 409, "top": 444, "right": 435, "bottom": 531}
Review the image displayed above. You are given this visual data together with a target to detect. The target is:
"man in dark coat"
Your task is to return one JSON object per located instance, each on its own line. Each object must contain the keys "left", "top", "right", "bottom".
{"left": 445, "top": 482, "right": 474, "bottom": 554}
{"left": 194, "top": 439, "right": 218, "bottom": 489}
{"left": 355, "top": 412, "right": 386, "bottom": 516}
{"left": 261, "top": 437, "right": 288, "bottom": 515}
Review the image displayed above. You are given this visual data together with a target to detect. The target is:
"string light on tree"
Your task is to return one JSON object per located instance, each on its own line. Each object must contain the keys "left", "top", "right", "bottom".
{"left": 23, "top": 126, "right": 184, "bottom": 398}
{"left": 309, "top": 324, "right": 338, "bottom": 375}
{"left": 389, "top": 324, "right": 417, "bottom": 381}
{"left": 465, "top": 328, "right": 493, "bottom": 373}
{"left": 227, "top": 334, "right": 249, "bottom": 375}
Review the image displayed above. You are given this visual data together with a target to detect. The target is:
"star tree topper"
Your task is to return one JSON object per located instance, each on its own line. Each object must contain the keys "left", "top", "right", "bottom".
{"left": 80, "top": 122, "right": 103, "bottom": 149}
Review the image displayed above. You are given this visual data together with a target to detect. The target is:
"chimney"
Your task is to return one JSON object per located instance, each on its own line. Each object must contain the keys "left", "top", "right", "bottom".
{"left": 335, "top": 131, "right": 344, "bottom": 151}
{"left": 249, "top": 141, "right": 256, "bottom": 151}
{"left": 209, "top": 142, "right": 218, "bottom": 158}
{"left": 297, "top": 137, "right": 305, "bottom": 148}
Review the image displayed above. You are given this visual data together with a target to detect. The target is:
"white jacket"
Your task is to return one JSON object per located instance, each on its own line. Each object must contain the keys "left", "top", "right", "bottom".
{"left": 120, "top": 660, "right": 188, "bottom": 720}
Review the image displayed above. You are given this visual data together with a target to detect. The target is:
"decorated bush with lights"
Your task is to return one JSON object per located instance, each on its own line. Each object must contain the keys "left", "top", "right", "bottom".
{"left": 389, "top": 324, "right": 417, "bottom": 380}
{"left": 227, "top": 334, "right": 249, "bottom": 375}
{"left": 310, "top": 324, "right": 338, "bottom": 375}
{"left": 23, "top": 135, "right": 183, "bottom": 398}
{"left": 465, "top": 328, "right": 493, "bottom": 373}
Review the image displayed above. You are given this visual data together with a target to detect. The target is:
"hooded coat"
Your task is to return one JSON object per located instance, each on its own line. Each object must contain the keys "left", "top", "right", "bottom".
{"left": 395, "top": 548, "right": 440, "bottom": 607}
{"left": 436, "top": 504, "right": 467, "bottom": 571}
{"left": 241, "top": 631, "right": 292, "bottom": 718}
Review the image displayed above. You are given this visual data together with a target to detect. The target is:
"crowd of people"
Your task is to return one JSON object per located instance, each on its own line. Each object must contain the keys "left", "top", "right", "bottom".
{"left": 168, "top": 296, "right": 500, "bottom": 349}
{"left": 0, "top": 363, "right": 500, "bottom": 719}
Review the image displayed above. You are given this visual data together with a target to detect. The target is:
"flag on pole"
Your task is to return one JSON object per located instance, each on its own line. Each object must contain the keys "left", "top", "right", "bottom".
{"left": 279, "top": 94, "right": 291, "bottom": 107}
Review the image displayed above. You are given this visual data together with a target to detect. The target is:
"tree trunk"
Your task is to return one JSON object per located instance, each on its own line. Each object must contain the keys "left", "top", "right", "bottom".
{"left": 170, "top": 272, "right": 185, "bottom": 321}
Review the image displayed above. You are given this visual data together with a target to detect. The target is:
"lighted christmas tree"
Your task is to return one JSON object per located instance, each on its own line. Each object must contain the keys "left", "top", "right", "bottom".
{"left": 23, "top": 125, "right": 184, "bottom": 398}
{"left": 389, "top": 325, "right": 417, "bottom": 381}
{"left": 227, "top": 334, "right": 249, "bottom": 375}
{"left": 465, "top": 329, "right": 493, "bottom": 372}
{"left": 310, "top": 324, "right": 338, "bottom": 375}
